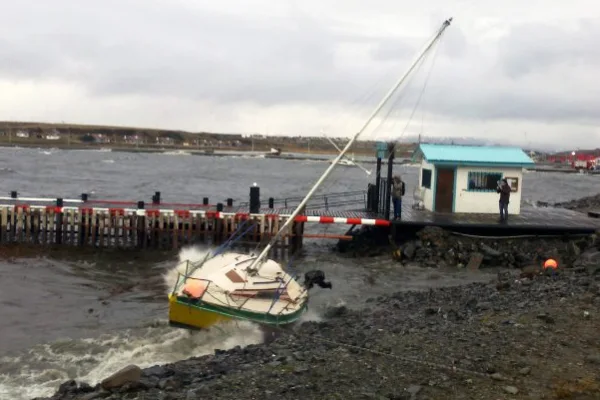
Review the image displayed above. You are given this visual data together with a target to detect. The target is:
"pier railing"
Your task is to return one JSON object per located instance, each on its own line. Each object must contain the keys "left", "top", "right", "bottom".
{"left": 0, "top": 187, "right": 386, "bottom": 254}
{"left": 237, "top": 190, "right": 368, "bottom": 212}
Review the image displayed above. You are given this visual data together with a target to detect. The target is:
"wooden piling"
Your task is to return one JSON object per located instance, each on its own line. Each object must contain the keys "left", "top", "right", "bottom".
{"left": 0, "top": 205, "right": 308, "bottom": 258}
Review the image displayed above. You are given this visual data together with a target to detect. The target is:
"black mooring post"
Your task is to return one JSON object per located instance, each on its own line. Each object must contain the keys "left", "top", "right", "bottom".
{"left": 384, "top": 143, "right": 395, "bottom": 220}
{"left": 56, "top": 198, "right": 64, "bottom": 244}
{"left": 249, "top": 186, "right": 260, "bottom": 213}
{"left": 374, "top": 156, "right": 382, "bottom": 213}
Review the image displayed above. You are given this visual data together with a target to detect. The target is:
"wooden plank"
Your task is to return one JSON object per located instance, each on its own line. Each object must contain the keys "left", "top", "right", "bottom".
{"left": 67, "top": 209, "right": 74, "bottom": 245}
{"left": 187, "top": 214, "right": 193, "bottom": 246}
{"left": 130, "top": 214, "right": 136, "bottom": 248}
{"left": 7, "top": 207, "right": 14, "bottom": 243}
{"left": 105, "top": 212, "right": 112, "bottom": 248}
{"left": 24, "top": 207, "right": 32, "bottom": 243}
{"left": 173, "top": 214, "right": 179, "bottom": 250}
{"left": 146, "top": 214, "right": 154, "bottom": 248}
{"left": 49, "top": 209, "right": 56, "bottom": 244}
{"left": 55, "top": 209, "right": 63, "bottom": 245}
{"left": 158, "top": 214, "right": 165, "bottom": 250}
{"left": 61, "top": 209, "right": 68, "bottom": 245}
{"left": 16, "top": 207, "right": 23, "bottom": 242}
{"left": 91, "top": 210, "right": 97, "bottom": 247}
{"left": 222, "top": 215, "right": 229, "bottom": 244}
{"left": 0, "top": 207, "right": 6, "bottom": 243}
{"left": 32, "top": 209, "right": 39, "bottom": 244}
{"left": 258, "top": 215, "right": 265, "bottom": 243}
{"left": 273, "top": 216, "right": 280, "bottom": 258}
{"left": 201, "top": 214, "right": 207, "bottom": 244}
{"left": 168, "top": 214, "right": 174, "bottom": 249}
{"left": 40, "top": 208, "right": 47, "bottom": 245}
{"left": 83, "top": 210, "right": 90, "bottom": 246}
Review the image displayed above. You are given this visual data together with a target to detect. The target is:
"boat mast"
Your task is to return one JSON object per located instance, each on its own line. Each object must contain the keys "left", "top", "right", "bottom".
{"left": 246, "top": 18, "right": 453, "bottom": 273}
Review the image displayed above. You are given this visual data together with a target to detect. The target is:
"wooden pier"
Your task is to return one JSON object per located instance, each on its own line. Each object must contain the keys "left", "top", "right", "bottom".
{"left": 0, "top": 189, "right": 383, "bottom": 256}
{"left": 1, "top": 185, "right": 599, "bottom": 256}
{"left": 392, "top": 203, "right": 600, "bottom": 238}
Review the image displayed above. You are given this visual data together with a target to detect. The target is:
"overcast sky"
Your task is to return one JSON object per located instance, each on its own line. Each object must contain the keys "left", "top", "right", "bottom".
{"left": 1, "top": 0, "right": 598, "bottom": 150}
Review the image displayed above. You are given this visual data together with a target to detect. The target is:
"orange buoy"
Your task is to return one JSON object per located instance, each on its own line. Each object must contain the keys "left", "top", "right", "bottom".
{"left": 543, "top": 259, "right": 558, "bottom": 269}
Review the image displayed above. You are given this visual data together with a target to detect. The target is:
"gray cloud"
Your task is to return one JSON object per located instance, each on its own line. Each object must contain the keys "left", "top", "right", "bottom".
{"left": 0, "top": 0, "right": 599, "bottom": 142}
{"left": 496, "top": 19, "right": 600, "bottom": 78}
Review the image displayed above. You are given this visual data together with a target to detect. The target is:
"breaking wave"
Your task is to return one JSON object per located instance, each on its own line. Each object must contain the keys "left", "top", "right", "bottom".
{"left": 0, "top": 245, "right": 264, "bottom": 400}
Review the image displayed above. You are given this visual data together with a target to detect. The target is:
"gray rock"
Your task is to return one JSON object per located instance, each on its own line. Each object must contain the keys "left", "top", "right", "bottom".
{"left": 584, "top": 354, "right": 600, "bottom": 365}
{"left": 519, "top": 366, "right": 531, "bottom": 375}
{"left": 158, "top": 377, "right": 180, "bottom": 390}
{"left": 79, "top": 392, "right": 111, "bottom": 400}
{"left": 490, "top": 373, "right": 505, "bottom": 381}
{"left": 536, "top": 313, "right": 555, "bottom": 324}
{"left": 403, "top": 242, "right": 417, "bottom": 259}
{"left": 480, "top": 243, "right": 501, "bottom": 257}
{"left": 100, "top": 364, "right": 142, "bottom": 390}
{"left": 407, "top": 384, "right": 423, "bottom": 399}
{"left": 503, "top": 386, "right": 519, "bottom": 395}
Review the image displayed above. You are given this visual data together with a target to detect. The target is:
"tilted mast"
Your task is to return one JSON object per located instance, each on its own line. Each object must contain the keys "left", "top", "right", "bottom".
{"left": 246, "top": 18, "right": 453, "bottom": 274}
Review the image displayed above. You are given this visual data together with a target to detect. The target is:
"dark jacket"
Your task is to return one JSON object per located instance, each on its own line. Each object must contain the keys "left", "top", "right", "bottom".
{"left": 392, "top": 180, "right": 405, "bottom": 199}
{"left": 497, "top": 182, "right": 511, "bottom": 203}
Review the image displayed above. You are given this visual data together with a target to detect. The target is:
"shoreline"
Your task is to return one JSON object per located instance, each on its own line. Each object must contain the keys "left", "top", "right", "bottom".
{"left": 1, "top": 142, "right": 593, "bottom": 172}
{"left": 35, "top": 227, "right": 600, "bottom": 400}
{"left": 0, "top": 142, "right": 417, "bottom": 165}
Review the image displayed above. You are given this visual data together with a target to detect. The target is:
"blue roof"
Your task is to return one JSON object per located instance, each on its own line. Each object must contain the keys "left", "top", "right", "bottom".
{"left": 414, "top": 144, "right": 535, "bottom": 167}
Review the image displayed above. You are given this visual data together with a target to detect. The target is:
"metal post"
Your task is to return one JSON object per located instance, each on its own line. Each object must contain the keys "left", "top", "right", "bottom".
{"left": 374, "top": 157, "right": 382, "bottom": 213}
{"left": 384, "top": 142, "right": 395, "bottom": 220}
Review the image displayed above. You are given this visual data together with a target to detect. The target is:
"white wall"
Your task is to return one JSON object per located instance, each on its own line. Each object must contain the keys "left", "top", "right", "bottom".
{"left": 417, "top": 160, "right": 436, "bottom": 211}
{"left": 454, "top": 166, "right": 524, "bottom": 214}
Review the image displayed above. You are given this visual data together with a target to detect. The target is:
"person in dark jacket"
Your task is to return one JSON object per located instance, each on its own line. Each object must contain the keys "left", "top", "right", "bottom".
{"left": 496, "top": 178, "right": 511, "bottom": 221}
{"left": 391, "top": 175, "right": 405, "bottom": 220}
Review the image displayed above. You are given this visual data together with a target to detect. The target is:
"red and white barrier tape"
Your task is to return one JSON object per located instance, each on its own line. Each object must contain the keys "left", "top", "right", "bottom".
{"left": 1, "top": 204, "right": 391, "bottom": 226}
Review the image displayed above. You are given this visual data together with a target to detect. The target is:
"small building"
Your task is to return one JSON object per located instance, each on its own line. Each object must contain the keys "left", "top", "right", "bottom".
{"left": 411, "top": 144, "right": 535, "bottom": 214}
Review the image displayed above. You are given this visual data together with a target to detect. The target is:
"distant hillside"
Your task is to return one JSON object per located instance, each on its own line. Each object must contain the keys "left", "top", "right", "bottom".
{"left": 0, "top": 121, "right": 417, "bottom": 157}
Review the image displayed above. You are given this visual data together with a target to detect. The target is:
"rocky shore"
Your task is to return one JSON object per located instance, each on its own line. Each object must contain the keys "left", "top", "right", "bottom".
{"left": 36, "top": 228, "right": 600, "bottom": 400}
{"left": 538, "top": 192, "right": 600, "bottom": 213}
{"left": 394, "top": 226, "right": 595, "bottom": 270}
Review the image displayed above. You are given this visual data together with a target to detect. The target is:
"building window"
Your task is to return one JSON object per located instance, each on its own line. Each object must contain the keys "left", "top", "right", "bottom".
{"left": 467, "top": 171, "right": 502, "bottom": 192}
{"left": 421, "top": 168, "right": 432, "bottom": 189}
{"left": 505, "top": 177, "right": 519, "bottom": 192}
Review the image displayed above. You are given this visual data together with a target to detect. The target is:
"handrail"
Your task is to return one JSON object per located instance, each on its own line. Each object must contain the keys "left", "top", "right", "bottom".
{"left": 237, "top": 189, "right": 367, "bottom": 211}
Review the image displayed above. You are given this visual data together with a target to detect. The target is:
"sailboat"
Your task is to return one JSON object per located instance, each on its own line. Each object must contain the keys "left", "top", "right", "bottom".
{"left": 167, "top": 18, "right": 453, "bottom": 330}
{"left": 330, "top": 152, "right": 357, "bottom": 167}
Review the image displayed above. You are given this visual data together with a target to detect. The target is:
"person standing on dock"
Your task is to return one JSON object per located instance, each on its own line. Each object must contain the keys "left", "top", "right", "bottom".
{"left": 392, "top": 175, "right": 405, "bottom": 220}
{"left": 497, "top": 178, "right": 511, "bottom": 222}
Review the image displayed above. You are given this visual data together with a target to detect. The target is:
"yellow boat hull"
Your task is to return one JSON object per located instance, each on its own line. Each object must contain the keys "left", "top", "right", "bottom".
{"left": 168, "top": 293, "right": 230, "bottom": 329}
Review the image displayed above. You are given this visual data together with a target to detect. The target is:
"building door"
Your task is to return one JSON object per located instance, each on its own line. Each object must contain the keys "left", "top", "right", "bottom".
{"left": 435, "top": 168, "right": 454, "bottom": 213}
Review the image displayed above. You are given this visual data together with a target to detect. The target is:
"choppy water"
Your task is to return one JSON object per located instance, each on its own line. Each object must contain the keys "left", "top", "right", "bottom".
{"left": 0, "top": 147, "right": 598, "bottom": 399}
